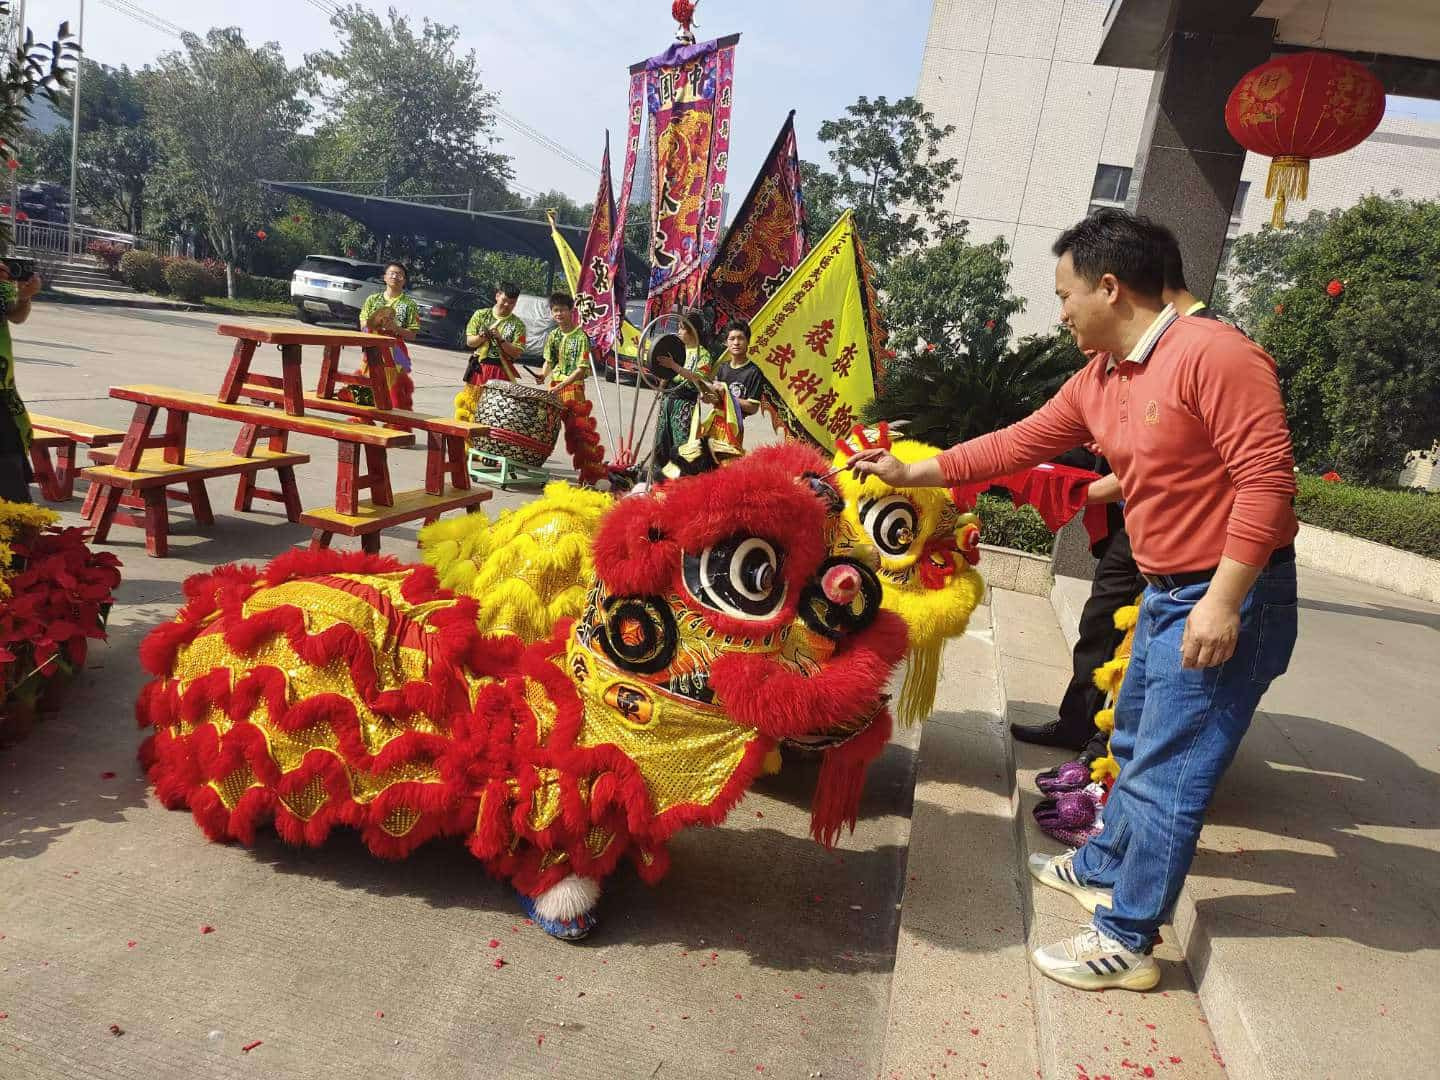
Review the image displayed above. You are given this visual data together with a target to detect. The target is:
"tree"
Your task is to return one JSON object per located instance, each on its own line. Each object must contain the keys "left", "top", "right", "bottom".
{"left": 799, "top": 159, "right": 843, "bottom": 243}
{"left": 806, "top": 96, "right": 958, "bottom": 264}
{"left": 1229, "top": 194, "right": 1440, "bottom": 482}
{"left": 49, "top": 61, "right": 156, "bottom": 233}
{"left": 309, "top": 5, "right": 512, "bottom": 250}
{"left": 146, "top": 29, "right": 309, "bottom": 296}
{"left": 0, "top": 2, "right": 79, "bottom": 250}
{"left": 863, "top": 225, "right": 1082, "bottom": 447}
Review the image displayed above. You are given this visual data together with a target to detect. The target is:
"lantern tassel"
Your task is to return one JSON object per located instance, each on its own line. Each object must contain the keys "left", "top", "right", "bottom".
{"left": 1265, "top": 155, "right": 1310, "bottom": 228}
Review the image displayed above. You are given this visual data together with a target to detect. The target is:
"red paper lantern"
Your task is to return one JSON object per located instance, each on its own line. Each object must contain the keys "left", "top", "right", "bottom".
{"left": 1326, "top": 278, "right": 1344, "bottom": 298}
{"left": 255, "top": 229, "right": 268, "bottom": 240}
{"left": 1225, "top": 52, "right": 1384, "bottom": 227}
{"left": 15, "top": 211, "right": 27, "bottom": 223}
{"left": 4, "top": 158, "right": 17, "bottom": 171}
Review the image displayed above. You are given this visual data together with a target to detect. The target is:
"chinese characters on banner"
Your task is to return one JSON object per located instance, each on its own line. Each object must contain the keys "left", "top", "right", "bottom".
{"left": 574, "top": 133, "right": 625, "bottom": 363}
{"left": 748, "top": 211, "right": 882, "bottom": 448}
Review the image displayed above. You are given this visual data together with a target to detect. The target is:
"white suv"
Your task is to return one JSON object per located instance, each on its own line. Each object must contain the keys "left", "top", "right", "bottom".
{"left": 291, "top": 255, "right": 385, "bottom": 323}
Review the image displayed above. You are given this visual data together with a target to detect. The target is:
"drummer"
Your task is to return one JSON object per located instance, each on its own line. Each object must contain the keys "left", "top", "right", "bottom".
{"left": 463, "top": 281, "right": 527, "bottom": 385}
{"left": 537, "top": 292, "right": 608, "bottom": 487}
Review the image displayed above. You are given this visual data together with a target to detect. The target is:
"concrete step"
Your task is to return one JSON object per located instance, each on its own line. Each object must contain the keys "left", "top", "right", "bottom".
{"left": 989, "top": 588, "right": 1228, "bottom": 1080}
{"left": 50, "top": 273, "right": 132, "bottom": 291}
{"left": 880, "top": 603, "right": 1044, "bottom": 1079}
{"left": 1043, "top": 569, "right": 1440, "bottom": 1080}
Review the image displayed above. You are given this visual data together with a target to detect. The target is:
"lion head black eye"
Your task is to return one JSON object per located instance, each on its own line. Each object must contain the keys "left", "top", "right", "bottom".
{"left": 682, "top": 536, "right": 787, "bottom": 620}
{"left": 859, "top": 495, "right": 917, "bottom": 557}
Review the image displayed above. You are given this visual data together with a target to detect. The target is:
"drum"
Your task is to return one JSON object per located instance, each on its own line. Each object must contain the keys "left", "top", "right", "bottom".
{"left": 471, "top": 381, "right": 563, "bottom": 468}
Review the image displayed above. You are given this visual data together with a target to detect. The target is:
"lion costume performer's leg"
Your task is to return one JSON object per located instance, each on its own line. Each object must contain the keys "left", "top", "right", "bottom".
{"left": 554, "top": 384, "right": 607, "bottom": 486}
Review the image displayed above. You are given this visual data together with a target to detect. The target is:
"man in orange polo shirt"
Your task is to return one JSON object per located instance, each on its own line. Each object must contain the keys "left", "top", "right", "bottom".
{"left": 852, "top": 209, "right": 1299, "bottom": 992}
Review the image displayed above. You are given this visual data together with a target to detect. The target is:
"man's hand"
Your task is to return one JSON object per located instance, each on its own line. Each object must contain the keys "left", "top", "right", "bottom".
{"left": 1181, "top": 592, "right": 1240, "bottom": 669}
{"left": 18, "top": 274, "right": 41, "bottom": 301}
{"left": 848, "top": 449, "right": 912, "bottom": 486}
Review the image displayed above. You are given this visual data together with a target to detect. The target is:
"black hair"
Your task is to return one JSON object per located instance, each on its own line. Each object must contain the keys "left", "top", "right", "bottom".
{"left": 497, "top": 281, "right": 521, "bottom": 300}
{"left": 384, "top": 261, "right": 408, "bottom": 281}
{"left": 1053, "top": 208, "right": 1165, "bottom": 300}
{"left": 549, "top": 291, "right": 575, "bottom": 310}
{"left": 1145, "top": 220, "right": 1187, "bottom": 291}
{"left": 724, "top": 319, "right": 752, "bottom": 342}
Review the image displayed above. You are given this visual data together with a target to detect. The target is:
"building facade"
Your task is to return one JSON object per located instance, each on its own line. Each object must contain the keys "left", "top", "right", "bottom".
{"left": 915, "top": 0, "right": 1440, "bottom": 338}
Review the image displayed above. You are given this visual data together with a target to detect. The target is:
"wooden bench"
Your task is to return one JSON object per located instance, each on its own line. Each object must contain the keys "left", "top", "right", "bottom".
{"left": 241, "top": 385, "right": 485, "bottom": 498}
{"left": 302, "top": 486, "right": 492, "bottom": 554}
{"left": 26, "top": 414, "right": 126, "bottom": 501}
{"left": 83, "top": 447, "right": 311, "bottom": 557}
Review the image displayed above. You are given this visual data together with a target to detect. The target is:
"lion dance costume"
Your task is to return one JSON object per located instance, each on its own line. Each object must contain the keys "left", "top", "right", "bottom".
{"left": 136, "top": 446, "right": 906, "bottom": 940}
{"left": 832, "top": 424, "right": 986, "bottom": 726}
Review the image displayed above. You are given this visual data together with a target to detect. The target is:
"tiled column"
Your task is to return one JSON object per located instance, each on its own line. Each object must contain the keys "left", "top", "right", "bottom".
{"left": 1128, "top": 15, "right": 1274, "bottom": 299}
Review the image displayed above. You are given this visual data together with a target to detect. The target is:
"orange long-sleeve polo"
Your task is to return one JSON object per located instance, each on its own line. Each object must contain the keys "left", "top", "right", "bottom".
{"left": 937, "top": 315, "right": 1298, "bottom": 576}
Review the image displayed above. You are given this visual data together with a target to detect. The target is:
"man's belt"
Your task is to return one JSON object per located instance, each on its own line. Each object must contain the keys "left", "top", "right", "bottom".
{"left": 1143, "top": 544, "right": 1295, "bottom": 591}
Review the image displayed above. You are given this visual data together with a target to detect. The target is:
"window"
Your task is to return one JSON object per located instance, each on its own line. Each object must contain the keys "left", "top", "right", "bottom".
{"left": 1215, "top": 238, "right": 1236, "bottom": 281}
{"left": 1230, "top": 181, "right": 1251, "bottom": 223}
{"left": 1090, "top": 164, "right": 1132, "bottom": 204}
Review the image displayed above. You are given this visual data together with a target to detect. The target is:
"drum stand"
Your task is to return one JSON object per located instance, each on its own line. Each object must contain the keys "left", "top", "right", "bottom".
{"left": 466, "top": 448, "right": 551, "bottom": 490}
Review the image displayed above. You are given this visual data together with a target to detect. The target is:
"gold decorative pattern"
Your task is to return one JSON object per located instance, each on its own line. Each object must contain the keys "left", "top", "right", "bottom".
{"left": 381, "top": 807, "right": 422, "bottom": 837}
{"left": 211, "top": 765, "right": 259, "bottom": 811}
{"left": 279, "top": 775, "right": 329, "bottom": 821}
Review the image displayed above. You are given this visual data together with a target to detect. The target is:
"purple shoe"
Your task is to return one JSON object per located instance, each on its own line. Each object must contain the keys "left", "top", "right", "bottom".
{"left": 1036, "top": 759, "right": 1092, "bottom": 796}
{"left": 1034, "top": 789, "right": 1103, "bottom": 848}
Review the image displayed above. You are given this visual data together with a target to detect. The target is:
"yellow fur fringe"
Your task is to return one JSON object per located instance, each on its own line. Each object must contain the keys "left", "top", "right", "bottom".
{"left": 897, "top": 638, "right": 943, "bottom": 727}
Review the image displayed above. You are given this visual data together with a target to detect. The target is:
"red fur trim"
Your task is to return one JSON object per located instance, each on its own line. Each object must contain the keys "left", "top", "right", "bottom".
{"left": 810, "top": 706, "right": 893, "bottom": 847}
{"left": 709, "top": 611, "right": 908, "bottom": 740}
{"left": 590, "top": 496, "right": 680, "bottom": 597}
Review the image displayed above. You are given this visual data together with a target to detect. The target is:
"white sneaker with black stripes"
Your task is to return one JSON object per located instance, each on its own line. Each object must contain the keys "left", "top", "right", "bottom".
{"left": 1027, "top": 849, "right": 1113, "bottom": 913}
{"left": 1030, "top": 925, "right": 1159, "bottom": 991}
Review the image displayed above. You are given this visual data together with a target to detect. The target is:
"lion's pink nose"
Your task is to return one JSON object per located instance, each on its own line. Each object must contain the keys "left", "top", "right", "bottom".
{"left": 822, "top": 564, "right": 861, "bottom": 605}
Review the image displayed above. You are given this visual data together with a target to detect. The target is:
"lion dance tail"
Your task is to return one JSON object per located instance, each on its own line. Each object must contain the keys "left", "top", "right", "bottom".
{"left": 555, "top": 387, "right": 607, "bottom": 486}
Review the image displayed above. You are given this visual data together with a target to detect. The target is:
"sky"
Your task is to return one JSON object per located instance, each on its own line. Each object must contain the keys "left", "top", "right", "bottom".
{"left": 20, "top": 0, "right": 935, "bottom": 204}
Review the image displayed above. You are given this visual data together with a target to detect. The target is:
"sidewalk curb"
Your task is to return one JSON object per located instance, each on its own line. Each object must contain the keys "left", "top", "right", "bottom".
{"left": 37, "top": 290, "right": 204, "bottom": 313}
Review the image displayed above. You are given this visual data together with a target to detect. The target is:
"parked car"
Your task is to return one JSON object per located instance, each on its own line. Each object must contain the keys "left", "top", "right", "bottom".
{"left": 407, "top": 283, "right": 483, "bottom": 350}
{"left": 291, "top": 255, "right": 384, "bottom": 324}
{"left": 291, "top": 256, "right": 479, "bottom": 349}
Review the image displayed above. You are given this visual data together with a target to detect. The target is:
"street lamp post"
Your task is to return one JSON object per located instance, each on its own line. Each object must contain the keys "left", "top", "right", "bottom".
{"left": 9, "top": 0, "right": 24, "bottom": 238}
{"left": 66, "top": 0, "right": 84, "bottom": 258}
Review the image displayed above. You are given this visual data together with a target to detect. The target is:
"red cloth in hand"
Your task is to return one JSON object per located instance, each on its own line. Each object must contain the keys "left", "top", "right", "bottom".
{"left": 953, "top": 463, "right": 1109, "bottom": 547}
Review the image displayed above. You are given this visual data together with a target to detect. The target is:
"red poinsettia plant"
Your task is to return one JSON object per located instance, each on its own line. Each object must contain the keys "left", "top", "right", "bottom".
{"left": 0, "top": 524, "right": 121, "bottom": 719}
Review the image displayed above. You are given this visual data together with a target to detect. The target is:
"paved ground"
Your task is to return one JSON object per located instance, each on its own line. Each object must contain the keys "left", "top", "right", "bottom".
{"left": 0, "top": 304, "right": 905, "bottom": 1079}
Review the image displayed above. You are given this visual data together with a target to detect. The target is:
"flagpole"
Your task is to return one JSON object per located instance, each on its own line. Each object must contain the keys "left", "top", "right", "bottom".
{"left": 66, "top": 0, "right": 84, "bottom": 256}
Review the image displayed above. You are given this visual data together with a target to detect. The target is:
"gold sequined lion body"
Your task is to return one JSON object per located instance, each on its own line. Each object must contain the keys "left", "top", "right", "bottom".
{"left": 136, "top": 446, "right": 906, "bottom": 939}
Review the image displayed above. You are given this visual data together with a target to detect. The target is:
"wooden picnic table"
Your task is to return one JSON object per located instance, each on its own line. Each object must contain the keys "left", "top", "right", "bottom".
{"left": 217, "top": 323, "right": 401, "bottom": 416}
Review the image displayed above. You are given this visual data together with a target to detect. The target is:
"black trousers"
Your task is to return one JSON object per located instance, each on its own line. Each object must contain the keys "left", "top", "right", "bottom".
{"left": 1056, "top": 527, "right": 1144, "bottom": 751}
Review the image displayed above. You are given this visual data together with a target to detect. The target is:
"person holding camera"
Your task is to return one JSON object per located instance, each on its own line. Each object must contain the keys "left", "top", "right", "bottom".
{"left": 0, "top": 261, "right": 41, "bottom": 503}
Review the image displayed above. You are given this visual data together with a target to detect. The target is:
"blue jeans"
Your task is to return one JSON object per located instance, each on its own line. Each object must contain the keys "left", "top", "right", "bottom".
{"left": 1072, "top": 559, "right": 1298, "bottom": 952}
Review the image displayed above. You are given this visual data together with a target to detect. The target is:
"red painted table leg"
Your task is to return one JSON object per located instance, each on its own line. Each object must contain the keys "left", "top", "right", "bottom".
{"left": 316, "top": 344, "right": 342, "bottom": 399}
{"left": 161, "top": 410, "right": 189, "bottom": 466}
{"left": 363, "top": 445, "right": 394, "bottom": 506}
{"left": 90, "top": 486, "right": 122, "bottom": 542}
{"left": 142, "top": 489, "right": 169, "bottom": 557}
{"left": 280, "top": 343, "right": 305, "bottom": 415}
{"left": 336, "top": 443, "right": 360, "bottom": 516}
{"left": 218, "top": 338, "right": 258, "bottom": 404}
{"left": 55, "top": 442, "right": 77, "bottom": 500}
{"left": 115, "top": 404, "right": 160, "bottom": 471}
{"left": 363, "top": 346, "right": 395, "bottom": 410}
{"left": 188, "top": 481, "right": 215, "bottom": 527}
{"left": 28, "top": 443, "right": 62, "bottom": 502}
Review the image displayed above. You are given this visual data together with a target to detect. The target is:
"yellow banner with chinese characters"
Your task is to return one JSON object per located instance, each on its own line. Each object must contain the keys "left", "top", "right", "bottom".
{"left": 748, "top": 210, "right": 877, "bottom": 447}
{"left": 548, "top": 213, "right": 641, "bottom": 360}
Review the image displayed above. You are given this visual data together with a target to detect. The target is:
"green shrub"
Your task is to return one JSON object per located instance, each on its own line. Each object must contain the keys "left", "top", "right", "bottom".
{"left": 234, "top": 271, "right": 290, "bottom": 302}
{"left": 162, "top": 258, "right": 223, "bottom": 302}
{"left": 1294, "top": 473, "right": 1440, "bottom": 558}
{"left": 976, "top": 493, "right": 1054, "bottom": 557}
{"left": 118, "top": 250, "right": 165, "bottom": 292}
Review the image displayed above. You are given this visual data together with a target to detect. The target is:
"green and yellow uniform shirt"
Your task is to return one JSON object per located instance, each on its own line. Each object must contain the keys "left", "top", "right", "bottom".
{"left": 359, "top": 291, "right": 421, "bottom": 333}
{"left": 544, "top": 326, "right": 593, "bottom": 385}
{"left": 465, "top": 307, "right": 527, "bottom": 379}
{"left": 672, "top": 346, "right": 715, "bottom": 387}
{"left": 0, "top": 281, "right": 32, "bottom": 451}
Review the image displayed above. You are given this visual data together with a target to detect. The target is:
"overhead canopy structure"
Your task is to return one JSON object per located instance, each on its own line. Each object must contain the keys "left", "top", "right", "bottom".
{"left": 263, "top": 181, "right": 641, "bottom": 267}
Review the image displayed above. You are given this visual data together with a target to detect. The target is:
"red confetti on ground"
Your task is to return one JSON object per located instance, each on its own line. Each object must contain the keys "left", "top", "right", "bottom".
{"left": 970, "top": 1029, "right": 979, "bottom": 1036}
{"left": 488, "top": 939, "right": 500, "bottom": 948}
{"left": 0, "top": 1012, "right": 7, "bottom": 1020}
{"left": 536, "top": 1035, "right": 544, "bottom": 1047}
{"left": 811, "top": 894, "right": 823, "bottom": 903}
{"left": 1142, "top": 1068, "right": 1154, "bottom": 1078}
{"left": 755, "top": 811, "right": 764, "bottom": 818}
{"left": 242, "top": 1040, "right": 262, "bottom": 1054}
{"left": 126, "top": 941, "right": 136, "bottom": 949}
{"left": 200, "top": 925, "right": 215, "bottom": 934}
{"left": 734, "top": 994, "right": 743, "bottom": 1000}
{"left": 109, "top": 1024, "right": 123, "bottom": 1037}
{"left": 375, "top": 1011, "right": 384, "bottom": 1019}
{"left": 556, "top": 976, "right": 564, "bottom": 981}
{"left": 1336, "top": 985, "right": 1344, "bottom": 991}
{"left": 1169, "top": 1057, "right": 1182, "bottom": 1064}
{"left": 710, "top": 952, "right": 718, "bottom": 960}
{"left": 755, "top": 1067, "right": 765, "bottom": 1074}
{"left": 493, "top": 958, "right": 507, "bottom": 969}
{"left": 793, "top": 994, "right": 805, "bottom": 1001}
{"left": 524, "top": 919, "right": 534, "bottom": 926}
{"left": 1145, "top": 1023, "right": 1156, "bottom": 1030}
{"left": 100, "top": 772, "right": 116, "bottom": 780}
